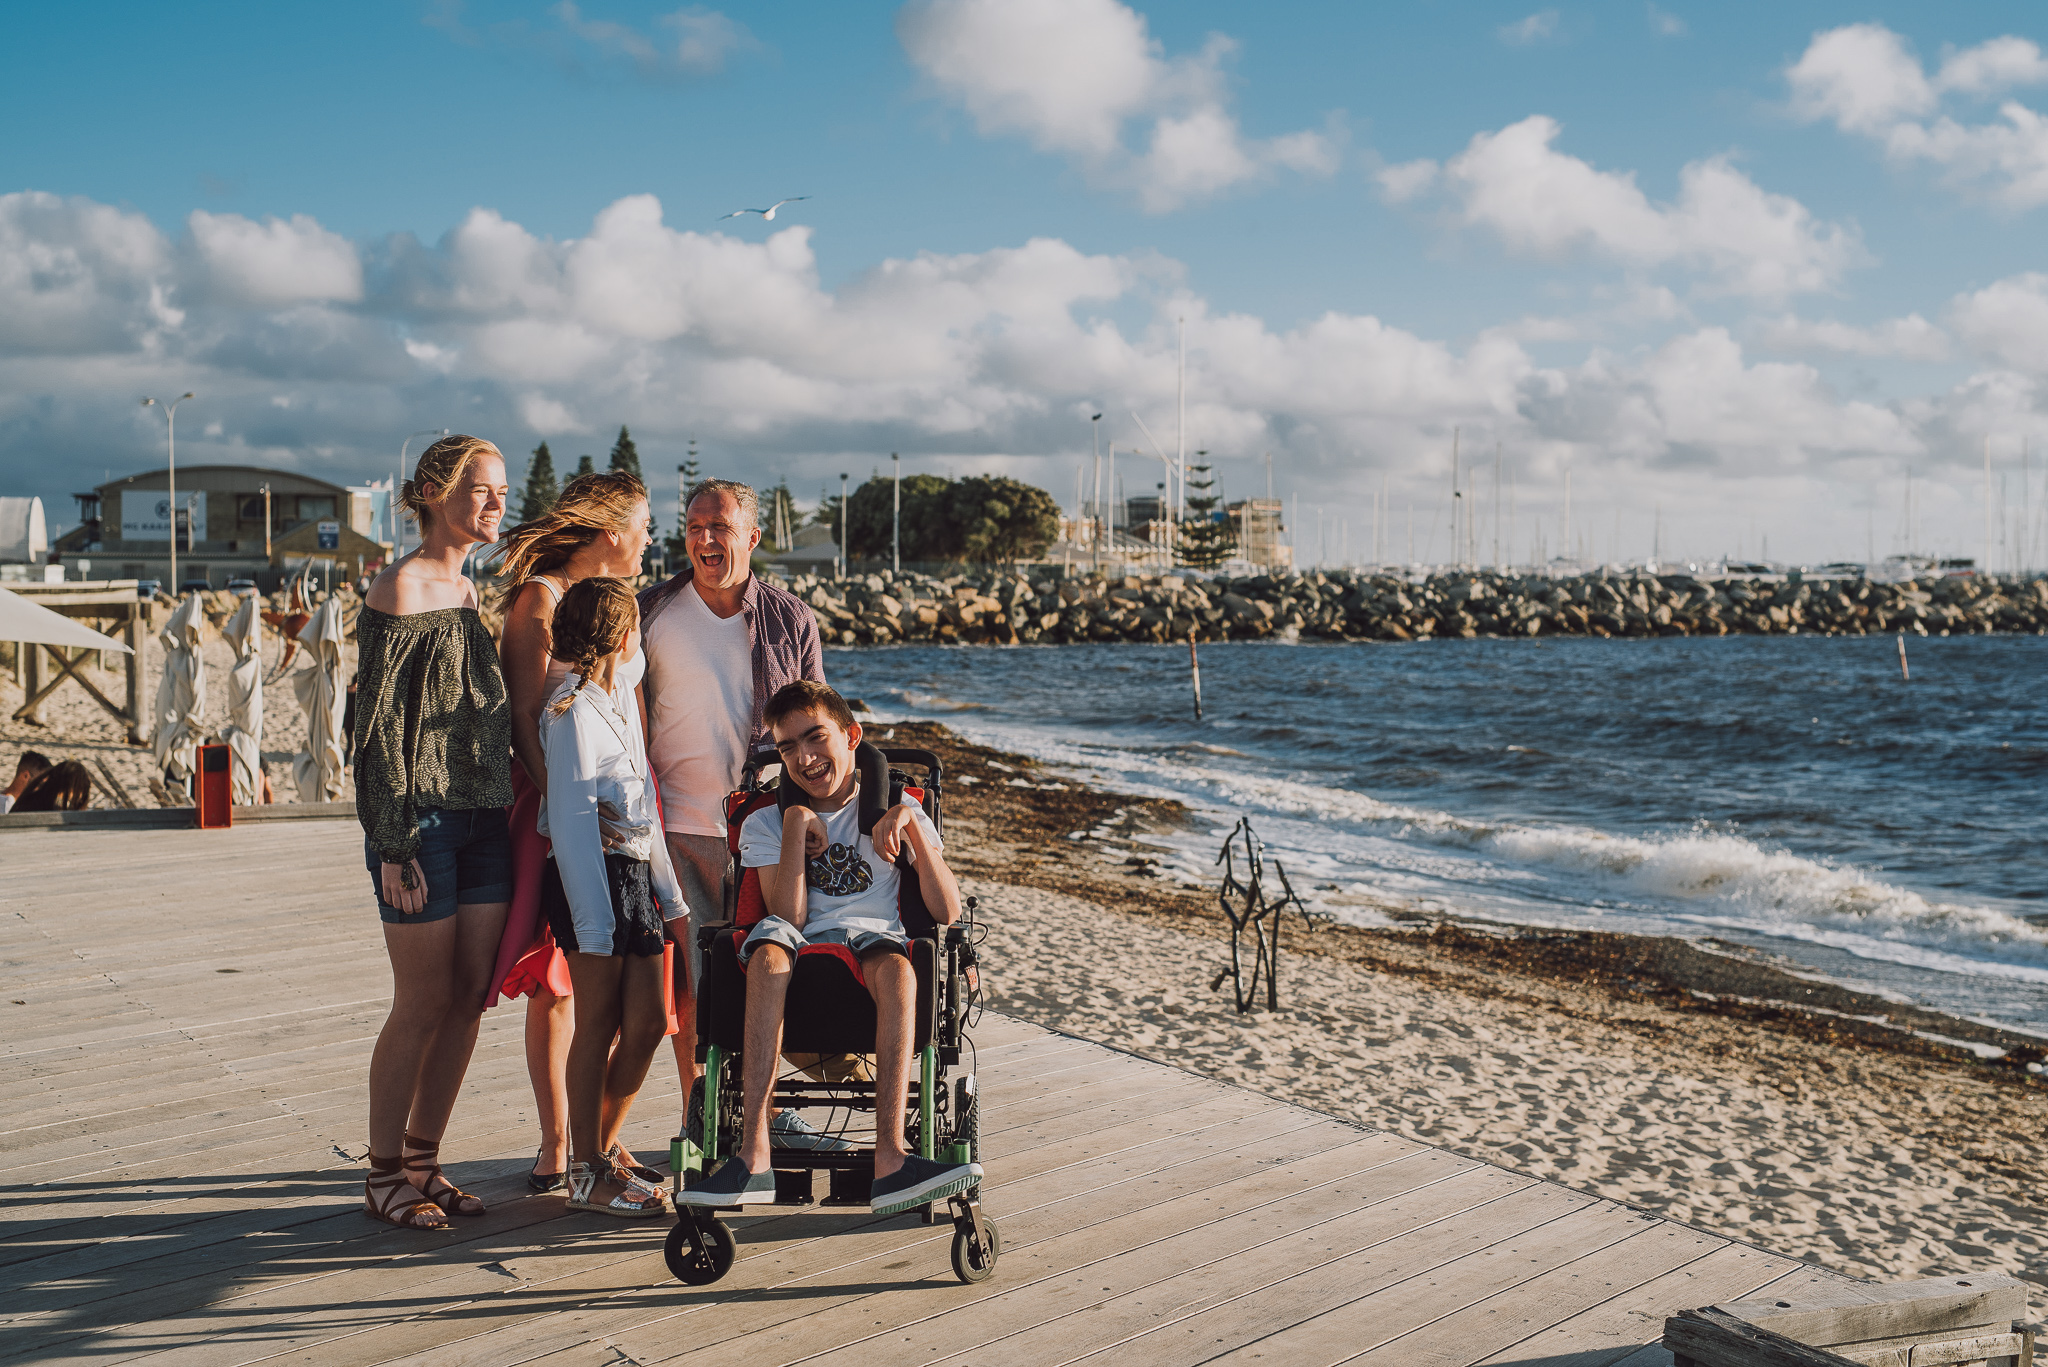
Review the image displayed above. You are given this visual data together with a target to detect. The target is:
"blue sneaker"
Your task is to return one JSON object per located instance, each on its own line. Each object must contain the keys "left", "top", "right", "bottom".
{"left": 771, "top": 1111, "right": 856, "bottom": 1153}
{"left": 870, "top": 1155, "right": 982, "bottom": 1217}
{"left": 676, "top": 1156, "right": 776, "bottom": 1207}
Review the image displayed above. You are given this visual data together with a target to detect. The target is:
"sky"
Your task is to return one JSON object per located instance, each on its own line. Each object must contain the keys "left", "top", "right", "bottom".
{"left": 6, "top": 0, "right": 2048, "bottom": 569}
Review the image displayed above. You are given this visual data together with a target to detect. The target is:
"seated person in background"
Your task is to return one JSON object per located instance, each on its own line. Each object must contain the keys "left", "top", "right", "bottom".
{"left": 1, "top": 751, "right": 52, "bottom": 814}
{"left": 14, "top": 760, "right": 92, "bottom": 812}
{"left": 677, "top": 681, "right": 981, "bottom": 1217}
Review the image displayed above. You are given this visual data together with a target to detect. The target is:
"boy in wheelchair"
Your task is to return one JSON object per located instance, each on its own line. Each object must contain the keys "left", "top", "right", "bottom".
{"left": 676, "top": 681, "right": 983, "bottom": 1218}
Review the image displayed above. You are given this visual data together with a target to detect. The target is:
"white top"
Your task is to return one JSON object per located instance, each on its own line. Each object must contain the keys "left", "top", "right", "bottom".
{"left": 738, "top": 786, "right": 941, "bottom": 939}
{"left": 537, "top": 649, "right": 684, "bottom": 954}
{"left": 646, "top": 580, "right": 753, "bottom": 837}
{"left": 0, "top": 794, "right": 13, "bottom": 815}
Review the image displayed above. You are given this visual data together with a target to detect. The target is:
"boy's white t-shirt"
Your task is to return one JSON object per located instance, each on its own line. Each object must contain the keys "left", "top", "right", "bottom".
{"left": 737, "top": 786, "right": 941, "bottom": 939}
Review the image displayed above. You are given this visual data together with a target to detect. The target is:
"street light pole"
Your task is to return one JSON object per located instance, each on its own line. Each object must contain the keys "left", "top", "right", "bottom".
{"left": 396, "top": 428, "right": 450, "bottom": 558}
{"left": 838, "top": 472, "right": 848, "bottom": 581}
{"left": 141, "top": 393, "right": 194, "bottom": 592}
{"left": 891, "top": 453, "right": 900, "bottom": 576}
{"left": 1090, "top": 412, "right": 1102, "bottom": 572}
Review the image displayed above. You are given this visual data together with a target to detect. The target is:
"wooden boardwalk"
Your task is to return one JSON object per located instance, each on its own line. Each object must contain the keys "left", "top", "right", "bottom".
{"left": 1, "top": 822, "right": 1861, "bottom": 1367}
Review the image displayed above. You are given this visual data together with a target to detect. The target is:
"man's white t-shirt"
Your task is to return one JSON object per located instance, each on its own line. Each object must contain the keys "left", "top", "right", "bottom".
{"left": 738, "top": 788, "right": 941, "bottom": 939}
{"left": 646, "top": 581, "right": 752, "bottom": 837}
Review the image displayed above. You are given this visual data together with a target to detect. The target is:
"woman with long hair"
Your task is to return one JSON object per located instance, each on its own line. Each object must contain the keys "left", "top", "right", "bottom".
{"left": 354, "top": 434, "right": 513, "bottom": 1231}
{"left": 486, "top": 470, "right": 660, "bottom": 1196}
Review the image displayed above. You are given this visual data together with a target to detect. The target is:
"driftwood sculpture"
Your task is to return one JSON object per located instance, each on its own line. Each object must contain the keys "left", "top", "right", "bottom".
{"left": 1208, "top": 816, "right": 1320, "bottom": 1013}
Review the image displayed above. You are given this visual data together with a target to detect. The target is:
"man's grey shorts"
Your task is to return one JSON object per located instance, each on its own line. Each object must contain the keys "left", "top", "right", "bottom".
{"left": 738, "top": 915, "right": 911, "bottom": 969}
{"left": 664, "top": 831, "right": 728, "bottom": 990}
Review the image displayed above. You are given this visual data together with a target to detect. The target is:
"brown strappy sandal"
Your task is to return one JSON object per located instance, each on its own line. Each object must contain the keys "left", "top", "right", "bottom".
{"left": 364, "top": 1154, "right": 449, "bottom": 1230}
{"left": 402, "top": 1133, "right": 486, "bottom": 1217}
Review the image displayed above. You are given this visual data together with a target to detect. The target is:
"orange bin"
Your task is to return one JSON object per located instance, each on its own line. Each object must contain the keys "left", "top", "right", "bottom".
{"left": 195, "top": 744, "right": 232, "bottom": 829}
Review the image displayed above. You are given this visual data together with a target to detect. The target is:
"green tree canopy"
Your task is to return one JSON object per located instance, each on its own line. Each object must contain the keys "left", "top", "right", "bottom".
{"left": 846, "top": 473, "right": 953, "bottom": 561}
{"left": 948, "top": 475, "right": 1061, "bottom": 565}
{"left": 518, "top": 441, "right": 559, "bottom": 523}
{"left": 574, "top": 453, "right": 595, "bottom": 477}
{"left": 608, "top": 425, "right": 642, "bottom": 482}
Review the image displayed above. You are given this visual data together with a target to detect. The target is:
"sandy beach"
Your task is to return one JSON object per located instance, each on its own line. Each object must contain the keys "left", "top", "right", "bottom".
{"left": 1, "top": 600, "right": 354, "bottom": 807}
{"left": 868, "top": 719, "right": 2048, "bottom": 1312}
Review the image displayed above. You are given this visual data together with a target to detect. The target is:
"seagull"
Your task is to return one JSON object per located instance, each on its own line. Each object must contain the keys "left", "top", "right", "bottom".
{"left": 719, "top": 197, "right": 809, "bottom": 221}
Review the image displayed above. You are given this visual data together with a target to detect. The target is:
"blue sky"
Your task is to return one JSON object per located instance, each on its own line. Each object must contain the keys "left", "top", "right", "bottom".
{"left": 5, "top": 1, "right": 2048, "bottom": 567}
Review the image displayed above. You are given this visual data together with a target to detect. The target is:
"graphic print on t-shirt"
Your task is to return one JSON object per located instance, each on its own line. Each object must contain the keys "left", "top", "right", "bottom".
{"left": 807, "top": 842, "right": 873, "bottom": 897}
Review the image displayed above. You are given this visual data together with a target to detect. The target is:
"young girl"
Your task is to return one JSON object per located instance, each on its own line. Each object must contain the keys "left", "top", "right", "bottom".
{"left": 537, "top": 577, "right": 684, "bottom": 1218}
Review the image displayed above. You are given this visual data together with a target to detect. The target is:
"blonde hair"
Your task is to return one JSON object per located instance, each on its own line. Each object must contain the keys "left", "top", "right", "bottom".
{"left": 492, "top": 470, "right": 648, "bottom": 600}
{"left": 401, "top": 434, "right": 502, "bottom": 527}
{"left": 546, "top": 576, "right": 639, "bottom": 717}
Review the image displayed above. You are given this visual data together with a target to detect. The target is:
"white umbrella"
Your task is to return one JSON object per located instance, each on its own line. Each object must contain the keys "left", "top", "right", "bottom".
{"left": 291, "top": 595, "right": 346, "bottom": 802}
{"left": 221, "top": 595, "right": 265, "bottom": 805}
{"left": 152, "top": 594, "right": 207, "bottom": 783}
{"left": 0, "top": 585, "right": 132, "bottom": 650}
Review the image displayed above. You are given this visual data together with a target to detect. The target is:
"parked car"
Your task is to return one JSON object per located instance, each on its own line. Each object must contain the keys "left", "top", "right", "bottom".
{"left": 177, "top": 578, "right": 212, "bottom": 596}
{"left": 226, "top": 578, "right": 259, "bottom": 596}
{"left": 134, "top": 579, "right": 161, "bottom": 601}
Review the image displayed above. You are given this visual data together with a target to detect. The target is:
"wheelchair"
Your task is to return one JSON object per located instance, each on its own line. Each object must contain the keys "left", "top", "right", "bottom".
{"left": 662, "top": 742, "right": 999, "bottom": 1287}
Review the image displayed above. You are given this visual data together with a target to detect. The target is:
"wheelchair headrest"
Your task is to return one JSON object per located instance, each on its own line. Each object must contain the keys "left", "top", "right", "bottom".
{"left": 775, "top": 739, "right": 897, "bottom": 839}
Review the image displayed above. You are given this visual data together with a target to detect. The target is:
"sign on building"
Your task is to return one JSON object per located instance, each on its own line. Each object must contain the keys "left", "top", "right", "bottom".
{"left": 317, "top": 520, "right": 340, "bottom": 550}
{"left": 120, "top": 490, "right": 206, "bottom": 543}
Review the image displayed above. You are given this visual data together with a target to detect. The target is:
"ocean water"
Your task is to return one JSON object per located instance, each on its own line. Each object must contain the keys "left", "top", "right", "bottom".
{"left": 827, "top": 633, "right": 2048, "bottom": 1035}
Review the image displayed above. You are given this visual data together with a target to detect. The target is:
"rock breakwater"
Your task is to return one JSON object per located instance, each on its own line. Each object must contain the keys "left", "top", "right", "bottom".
{"left": 776, "top": 566, "right": 2048, "bottom": 645}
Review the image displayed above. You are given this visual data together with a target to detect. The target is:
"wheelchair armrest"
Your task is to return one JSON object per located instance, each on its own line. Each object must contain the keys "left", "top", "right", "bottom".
{"left": 695, "top": 921, "right": 735, "bottom": 954}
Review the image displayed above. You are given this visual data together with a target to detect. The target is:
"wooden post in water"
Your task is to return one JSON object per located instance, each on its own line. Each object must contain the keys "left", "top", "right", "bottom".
{"left": 1897, "top": 632, "right": 1910, "bottom": 681}
{"left": 1188, "top": 630, "right": 1203, "bottom": 720}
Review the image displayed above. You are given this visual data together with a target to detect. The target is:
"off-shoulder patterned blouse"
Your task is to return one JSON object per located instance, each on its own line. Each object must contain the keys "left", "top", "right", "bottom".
{"left": 352, "top": 605, "right": 511, "bottom": 864}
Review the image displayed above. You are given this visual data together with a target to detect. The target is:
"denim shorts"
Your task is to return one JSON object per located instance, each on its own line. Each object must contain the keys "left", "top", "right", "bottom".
{"left": 738, "top": 915, "right": 910, "bottom": 967}
{"left": 364, "top": 806, "right": 513, "bottom": 925}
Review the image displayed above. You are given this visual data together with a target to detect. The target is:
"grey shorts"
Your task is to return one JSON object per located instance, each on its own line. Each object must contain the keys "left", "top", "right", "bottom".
{"left": 737, "top": 915, "right": 911, "bottom": 968}
{"left": 664, "top": 831, "right": 728, "bottom": 990}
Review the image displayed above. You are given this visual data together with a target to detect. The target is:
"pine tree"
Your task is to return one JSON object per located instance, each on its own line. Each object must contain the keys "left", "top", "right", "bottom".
{"left": 518, "top": 442, "right": 559, "bottom": 523}
{"left": 663, "top": 442, "right": 703, "bottom": 569}
{"left": 1177, "top": 453, "right": 1236, "bottom": 570}
{"left": 575, "top": 454, "right": 595, "bottom": 477}
{"left": 608, "top": 425, "right": 642, "bottom": 482}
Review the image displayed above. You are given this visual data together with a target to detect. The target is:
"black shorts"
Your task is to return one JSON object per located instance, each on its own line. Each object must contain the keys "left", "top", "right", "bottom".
{"left": 539, "top": 853, "right": 666, "bottom": 958}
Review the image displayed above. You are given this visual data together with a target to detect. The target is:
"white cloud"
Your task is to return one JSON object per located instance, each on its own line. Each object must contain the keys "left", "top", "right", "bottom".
{"left": 0, "top": 192, "right": 178, "bottom": 354}
{"left": 896, "top": 0, "right": 1341, "bottom": 212}
{"left": 549, "top": 1, "right": 754, "bottom": 77}
{"left": 1788, "top": 24, "right": 2048, "bottom": 208}
{"left": 1498, "top": 11, "right": 1559, "bottom": 46}
{"left": 1647, "top": 6, "right": 1687, "bottom": 39}
{"left": 1948, "top": 272, "right": 2048, "bottom": 372}
{"left": 1400, "top": 115, "right": 1861, "bottom": 297}
{"left": 187, "top": 211, "right": 363, "bottom": 307}
{"left": 6, "top": 189, "right": 2027, "bottom": 564}
{"left": 1754, "top": 312, "right": 1950, "bottom": 362}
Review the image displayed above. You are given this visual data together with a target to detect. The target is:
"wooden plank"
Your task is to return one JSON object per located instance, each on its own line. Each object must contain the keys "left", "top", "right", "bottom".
{"left": 1099, "top": 1197, "right": 1653, "bottom": 1367}
{"left": 363, "top": 1127, "right": 1405, "bottom": 1367}
{"left": 1469, "top": 1254, "right": 1851, "bottom": 1367}
{"left": 1344, "top": 1220, "right": 1744, "bottom": 1364}
{"left": 1724, "top": 1275, "right": 2026, "bottom": 1351}
{"left": 712, "top": 1150, "right": 1509, "bottom": 1367}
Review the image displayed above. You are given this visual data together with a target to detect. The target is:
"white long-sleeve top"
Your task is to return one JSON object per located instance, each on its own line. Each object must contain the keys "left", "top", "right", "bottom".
{"left": 537, "top": 651, "right": 685, "bottom": 953}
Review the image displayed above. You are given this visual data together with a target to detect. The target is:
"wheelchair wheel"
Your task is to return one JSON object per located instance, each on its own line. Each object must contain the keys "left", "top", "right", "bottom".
{"left": 950, "top": 1218, "right": 1001, "bottom": 1284}
{"left": 665, "top": 1212, "right": 736, "bottom": 1286}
